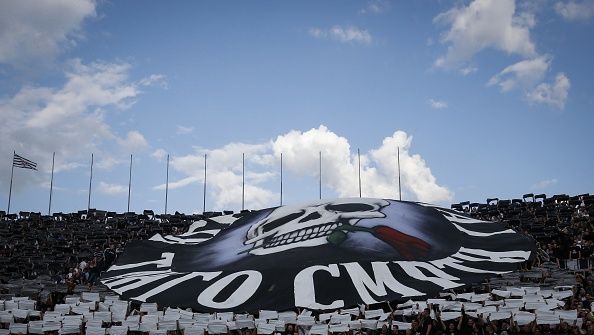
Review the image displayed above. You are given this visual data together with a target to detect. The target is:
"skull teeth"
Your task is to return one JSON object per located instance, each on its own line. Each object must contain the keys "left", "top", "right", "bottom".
{"left": 261, "top": 222, "right": 342, "bottom": 249}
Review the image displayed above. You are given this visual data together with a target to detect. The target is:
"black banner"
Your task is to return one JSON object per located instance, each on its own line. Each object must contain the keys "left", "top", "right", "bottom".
{"left": 101, "top": 198, "right": 534, "bottom": 312}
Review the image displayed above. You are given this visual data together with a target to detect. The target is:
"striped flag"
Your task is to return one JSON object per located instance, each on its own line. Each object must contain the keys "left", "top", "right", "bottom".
{"left": 13, "top": 153, "right": 37, "bottom": 170}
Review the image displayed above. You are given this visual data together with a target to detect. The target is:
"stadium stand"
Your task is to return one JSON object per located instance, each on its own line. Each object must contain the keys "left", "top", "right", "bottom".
{"left": 0, "top": 193, "right": 592, "bottom": 334}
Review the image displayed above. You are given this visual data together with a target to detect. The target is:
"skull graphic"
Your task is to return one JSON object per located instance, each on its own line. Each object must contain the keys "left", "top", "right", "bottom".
{"left": 244, "top": 198, "right": 389, "bottom": 255}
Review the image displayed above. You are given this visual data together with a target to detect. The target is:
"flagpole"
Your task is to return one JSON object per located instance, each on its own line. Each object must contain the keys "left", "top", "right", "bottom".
{"left": 87, "top": 153, "right": 93, "bottom": 213}
{"left": 165, "top": 154, "right": 169, "bottom": 215}
{"left": 281, "top": 152, "right": 283, "bottom": 206}
{"left": 397, "top": 146, "right": 402, "bottom": 201}
{"left": 242, "top": 153, "right": 245, "bottom": 211}
{"left": 7, "top": 151, "right": 15, "bottom": 214}
{"left": 319, "top": 151, "right": 322, "bottom": 200}
{"left": 127, "top": 154, "right": 132, "bottom": 212}
{"left": 48, "top": 152, "right": 55, "bottom": 215}
{"left": 358, "top": 148, "right": 362, "bottom": 198}
{"left": 203, "top": 153, "right": 207, "bottom": 213}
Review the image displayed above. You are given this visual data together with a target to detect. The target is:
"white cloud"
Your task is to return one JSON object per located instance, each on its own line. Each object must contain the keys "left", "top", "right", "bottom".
{"left": 157, "top": 142, "right": 276, "bottom": 210}
{"left": 433, "top": 0, "right": 536, "bottom": 68}
{"left": 154, "top": 176, "right": 201, "bottom": 191}
{"left": 526, "top": 73, "right": 570, "bottom": 109}
{"left": 26, "top": 59, "right": 139, "bottom": 128}
{"left": 0, "top": 59, "right": 157, "bottom": 190}
{"left": 152, "top": 148, "right": 168, "bottom": 161}
{"left": 156, "top": 126, "right": 452, "bottom": 210}
{"left": 139, "top": 74, "right": 168, "bottom": 88}
{"left": 428, "top": 99, "right": 448, "bottom": 109}
{"left": 0, "top": 0, "right": 96, "bottom": 67}
{"left": 98, "top": 181, "right": 127, "bottom": 195}
{"left": 368, "top": 131, "right": 453, "bottom": 203}
{"left": 487, "top": 56, "right": 570, "bottom": 108}
{"left": 555, "top": 1, "right": 594, "bottom": 21}
{"left": 359, "top": 0, "right": 390, "bottom": 14}
{"left": 434, "top": 0, "right": 571, "bottom": 108}
{"left": 308, "top": 25, "right": 372, "bottom": 45}
{"left": 487, "top": 56, "right": 551, "bottom": 92}
{"left": 120, "top": 130, "right": 148, "bottom": 152}
{"left": 460, "top": 66, "right": 478, "bottom": 76}
{"left": 176, "top": 125, "right": 194, "bottom": 135}
{"left": 274, "top": 126, "right": 452, "bottom": 203}
{"left": 308, "top": 28, "right": 325, "bottom": 39}
{"left": 531, "top": 178, "right": 558, "bottom": 190}
{"left": 95, "top": 156, "right": 122, "bottom": 170}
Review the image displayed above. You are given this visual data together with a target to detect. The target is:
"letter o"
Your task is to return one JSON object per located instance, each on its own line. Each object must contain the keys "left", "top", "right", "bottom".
{"left": 197, "top": 270, "right": 262, "bottom": 309}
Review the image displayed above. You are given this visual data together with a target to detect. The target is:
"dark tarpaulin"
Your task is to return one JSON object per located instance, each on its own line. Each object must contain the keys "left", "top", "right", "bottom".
{"left": 101, "top": 198, "right": 535, "bottom": 312}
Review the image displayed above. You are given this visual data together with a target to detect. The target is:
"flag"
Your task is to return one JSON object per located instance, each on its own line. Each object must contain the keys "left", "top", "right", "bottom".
{"left": 13, "top": 153, "right": 37, "bottom": 170}
{"left": 102, "top": 198, "right": 535, "bottom": 312}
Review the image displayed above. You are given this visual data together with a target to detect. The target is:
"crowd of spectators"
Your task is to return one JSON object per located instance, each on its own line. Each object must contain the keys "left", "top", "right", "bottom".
{"left": 0, "top": 193, "right": 593, "bottom": 335}
{"left": 0, "top": 210, "right": 216, "bottom": 285}
{"left": 451, "top": 193, "right": 594, "bottom": 272}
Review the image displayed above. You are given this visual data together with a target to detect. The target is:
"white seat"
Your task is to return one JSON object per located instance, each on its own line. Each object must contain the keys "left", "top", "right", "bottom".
{"left": 4, "top": 301, "right": 18, "bottom": 311}
{"left": 86, "top": 327, "right": 106, "bottom": 335}
{"left": 124, "top": 315, "right": 140, "bottom": 331}
{"left": 28, "top": 321, "right": 44, "bottom": 334}
{"left": 109, "top": 325, "right": 129, "bottom": 335}
{"left": 42, "top": 320, "right": 62, "bottom": 332}
{"left": 54, "top": 304, "right": 71, "bottom": 315}
{"left": 148, "top": 330, "right": 166, "bottom": 335}
{"left": 104, "top": 296, "right": 120, "bottom": 304}
{"left": 141, "top": 315, "right": 158, "bottom": 324}
{"left": 139, "top": 322, "right": 157, "bottom": 332}
{"left": 216, "top": 312, "right": 234, "bottom": 322}
{"left": 82, "top": 311, "right": 94, "bottom": 323}
{"left": 63, "top": 315, "right": 83, "bottom": 327}
{"left": 65, "top": 297, "right": 80, "bottom": 305}
{"left": 111, "top": 308, "right": 127, "bottom": 323}
{"left": 10, "top": 298, "right": 28, "bottom": 302}
{"left": 256, "top": 323, "right": 275, "bottom": 335}
{"left": 125, "top": 323, "right": 139, "bottom": 332}
{"left": 93, "top": 311, "right": 112, "bottom": 323}
{"left": 59, "top": 325, "right": 82, "bottom": 334}
{"left": 44, "top": 311, "right": 64, "bottom": 320}
{"left": 0, "top": 329, "right": 8, "bottom": 335}
{"left": 79, "top": 302, "right": 96, "bottom": 312}
{"left": 0, "top": 311, "right": 13, "bottom": 323}
{"left": 177, "top": 321, "right": 193, "bottom": 330}
{"left": 179, "top": 311, "right": 193, "bottom": 321}
{"left": 71, "top": 306, "right": 89, "bottom": 315}
{"left": 8, "top": 323, "right": 28, "bottom": 335}
{"left": 110, "top": 301, "right": 129, "bottom": 314}
{"left": 97, "top": 303, "right": 110, "bottom": 312}
{"left": 140, "top": 303, "right": 158, "bottom": 314}
{"left": 158, "top": 320, "right": 177, "bottom": 331}
{"left": 183, "top": 326, "right": 204, "bottom": 335}
{"left": 12, "top": 309, "right": 29, "bottom": 320}
{"left": 207, "top": 322, "right": 228, "bottom": 335}
{"left": 82, "top": 292, "right": 100, "bottom": 302}
{"left": 125, "top": 315, "right": 140, "bottom": 323}
{"left": 17, "top": 300, "right": 35, "bottom": 311}
{"left": 43, "top": 312, "right": 64, "bottom": 322}
{"left": 87, "top": 320, "right": 103, "bottom": 328}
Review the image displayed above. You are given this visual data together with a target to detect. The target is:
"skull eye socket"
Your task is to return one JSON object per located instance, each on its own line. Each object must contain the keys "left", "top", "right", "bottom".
{"left": 325, "top": 203, "right": 375, "bottom": 212}
{"left": 262, "top": 210, "right": 305, "bottom": 233}
{"left": 298, "top": 211, "right": 322, "bottom": 223}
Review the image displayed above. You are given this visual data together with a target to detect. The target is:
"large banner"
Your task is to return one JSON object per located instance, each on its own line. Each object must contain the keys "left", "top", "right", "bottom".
{"left": 101, "top": 198, "right": 534, "bottom": 312}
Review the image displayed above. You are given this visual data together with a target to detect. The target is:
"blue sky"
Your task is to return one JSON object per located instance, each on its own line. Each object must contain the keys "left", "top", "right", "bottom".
{"left": 1, "top": 0, "right": 593, "bottom": 214}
